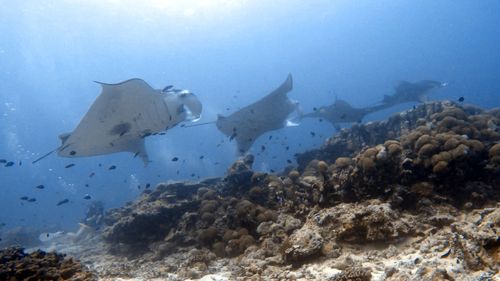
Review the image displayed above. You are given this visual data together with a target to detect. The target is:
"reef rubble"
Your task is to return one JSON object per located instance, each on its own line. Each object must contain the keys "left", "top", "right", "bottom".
{"left": 9, "top": 101, "right": 500, "bottom": 280}
{"left": 0, "top": 247, "right": 96, "bottom": 281}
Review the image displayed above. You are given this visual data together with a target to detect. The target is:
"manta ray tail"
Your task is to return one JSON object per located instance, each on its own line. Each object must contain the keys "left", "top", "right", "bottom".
{"left": 182, "top": 120, "right": 216, "bottom": 128}
{"left": 32, "top": 147, "right": 59, "bottom": 164}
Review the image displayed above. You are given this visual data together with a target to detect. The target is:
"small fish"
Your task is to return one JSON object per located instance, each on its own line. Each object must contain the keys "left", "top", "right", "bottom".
{"left": 199, "top": 155, "right": 204, "bottom": 159}
{"left": 65, "top": 163, "right": 75, "bottom": 168}
{"left": 270, "top": 169, "right": 275, "bottom": 173}
{"left": 35, "top": 185, "right": 45, "bottom": 189}
{"left": 340, "top": 113, "right": 347, "bottom": 119}
{"left": 19, "top": 161, "right": 22, "bottom": 166}
{"left": 162, "top": 85, "right": 174, "bottom": 92}
{"left": 27, "top": 198, "right": 36, "bottom": 202}
{"left": 145, "top": 183, "right": 151, "bottom": 189}
{"left": 171, "top": 157, "right": 179, "bottom": 162}
{"left": 229, "top": 133, "right": 237, "bottom": 141}
{"left": 269, "top": 135, "right": 273, "bottom": 140}
{"left": 83, "top": 194, "right": 92, "bottom": 200}
{"left": 310, "top": 131, "right": 316, "bottom": 137}
{"left": 0, "top": 159, "right": 6, "bottom": 163}
{"left": 287, "top": 159, "right": 292, "bottom": 164}
{"left": 458, "top": 96, "right": 464, "bottom": 102}
{"left": 191, "top": 173, "right": 195, "bottom": 177}
{"left": 313, "top": 107, "right": 318, "bottom": 111}
{"left": 137, "top": 185, "right": 141, "bottom": 189}
{"left": 319, "top": 118, "right": 323, "bottom": 122}
{"left": 261, "top": 145, "right": 266, "bottom": 152}
{"left": 20, "top": 196, "right": 28, "bottom": 200}
{"left": 5, "top": 161, "right": 14, "bottom": 167}
{"left": 85, "top": 184, "right": 89, "bottom": 187}
{"left": 69, "top": 150, "right": 77, "bottom": 156}
{"left": 56, "top": 199, "right": 69, "bottom": 206}
{"left": 286, "top": 146, "right": 290, "bottom": 151}
{"left": 89, "top": 172, "right": 95, "bottom": 178}
{"left": 108, "top": 165, "right": 116, "bottom": 170}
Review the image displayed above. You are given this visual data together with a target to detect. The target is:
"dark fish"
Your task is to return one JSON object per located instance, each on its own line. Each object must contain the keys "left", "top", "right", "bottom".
{"left": 5, "top": 161, "right": 14, "bottom": 167}
{"left": 313, "top": 107, "right": 318, "bottom": 111}
{"left": 20, "top": 196, "right": 28, "bottom": 200}
{"left": 319, "top": 118, "right": 323, "bottom": 122}
{"left": 340, "top": 113, "right": 347, "bottom": 119}
{"left": 270, "top": 169, "right": 275, "bottom": 173}
{"left": 261, "top": 145, "right": 266, "bottom": 152}
{"left": 268, "top": 135, "right": 273, "bottom": 140}
{"left": 85, "top": 184, "right": 89, "bottom": 187}
{"left": 145, "top": 183, "right": 151, "bottom": 189}
{"left": 137, "top": 185, "right": 141, "bottom": 189}
{"left": 83, "top": 194, "right": 92, "bottom": 200}
{"left": 35, "top": 185, "right": 45, "bottom": 189}
{"left": 98, "top": 163, "right": 102, "bottom": 167}
{"left": 458, "top": 96, "right": 464, "bottom": 102}
{"left": 191, "top": 173, "right": 195, "bottom": 177}
{"left": 65, "top": 163, "right": 75, "bottom": 168}
{"left": 69, "top": 150, "right": 77, "bottom": 156}
{"left": 56, "top": 199, "right": 69, "bottom": 206}
{"left": 89, "top": 172, "right": 95, "bottom": 178}
{"left": 229, "top": 133, "right": 237, "bottom": 141}
{"left": 163, "top": 85, "right": 174, "bottom": 92}
{"left": 287, "top": 159, "right": 292, "bottom": 164}
{"left": 171, "top": 157, "right": 179, "bottom": 162}
{"left": 176, "top": 170, "right": 180, "bottom": 175}
{"left": 310, "top": 131, "right": 316, "bottom": 137}
{"left": 108, "top": 165, "right": 116, "bottom": 170}
{"left": 27, "top": 198, "right": 36, "bottom": 202}
{"left": 19, "top": 161, "right": 22, "bottom": 166}
{"left": 286, "top": 146, "right": 290, "bottom": 151}
{"left": 199, "top": 155, "right": 204, "bottom": 159}
{"left": 0, "top": 159, "right": 6, "bottom": 163}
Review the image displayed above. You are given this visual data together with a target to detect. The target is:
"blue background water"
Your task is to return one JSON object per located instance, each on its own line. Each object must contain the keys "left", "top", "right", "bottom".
{"left": 0, "top": 1, "right": 499, "bottom": 236}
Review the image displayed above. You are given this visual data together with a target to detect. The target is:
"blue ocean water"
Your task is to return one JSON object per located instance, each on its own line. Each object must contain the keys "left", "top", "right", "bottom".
{"left": 0, "top": 1, "right": 499, "bottom": 235}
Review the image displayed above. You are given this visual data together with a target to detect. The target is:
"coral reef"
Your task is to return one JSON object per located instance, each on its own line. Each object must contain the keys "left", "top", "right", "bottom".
{"left": 25, "top": 101, "right": 499, "bottom": 280}
{"left": 0, "top": 247, "right": 96, "bottom": 281}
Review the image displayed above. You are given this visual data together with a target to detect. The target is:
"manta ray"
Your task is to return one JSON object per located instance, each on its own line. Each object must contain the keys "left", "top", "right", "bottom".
{"left": 382, "top": 80, "right": 447, "bottom": 106}
{"left": 33, "top": 78, "right": 202, "bottom": 165}
{"left": 303, "top": 98, "right": 385, "bottom": 125}
{"left": 216, "top": 74, "right": 300, "bottom": 154}
{"left": 304, "top": 79, "right": 447, "bottom": 126}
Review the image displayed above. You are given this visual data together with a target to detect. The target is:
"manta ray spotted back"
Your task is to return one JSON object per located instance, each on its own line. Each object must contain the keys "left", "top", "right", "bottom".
{"left": 33, "top": 78, "right": 202, "bottom": 165}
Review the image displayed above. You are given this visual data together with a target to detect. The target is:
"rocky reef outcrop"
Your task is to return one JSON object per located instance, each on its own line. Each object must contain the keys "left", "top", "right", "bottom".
{"left": 0, "top": 247, "right": 96, "bottom": 281}
{"left": 76, "top": 101, "right": 500, "bottom": 280}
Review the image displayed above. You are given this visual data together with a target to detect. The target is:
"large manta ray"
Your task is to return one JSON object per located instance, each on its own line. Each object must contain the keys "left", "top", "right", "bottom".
{"left": 216, "top": 74, "right": 299, "bottom": 154}
{"left": 303, "top": 98, "right": 386, "bottom": 125}
{"left": 383, "top": 80, "right": 447, "bottom": 106}
{"left": 33, "top": 78, "right": 202, "bottom": 165}
{"left": 304, "top": 79, "right": 447, "bottom": 126}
